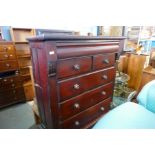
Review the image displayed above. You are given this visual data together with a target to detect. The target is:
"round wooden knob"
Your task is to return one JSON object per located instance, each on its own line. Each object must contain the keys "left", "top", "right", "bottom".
{"left": 6, "top": 63, "right": 10, "bottom": 67}
{"left": 75, "top": 121, "right": 80, "bottom": 126}
{"left": 4, "top": 79, "right": 7, "bottom": 82}
{"left": 103, "top": 59, "right": 109, "bottom": 64}
{"left": 73, "top": 103, "right": 80, "bottom": 109}
{"left": 12, "top": 84, "right": 15, "bottom": 87}
{"left": 73, "top": 64, "right": 80, "bottom": 70}
{"left": 10, "top": 79, "right": 14, "bottom": 82}
{"left": 102, "top": 75, "right": 108, "bottom": 80}
{"left": 100, "top": 107, "right": 105, "bottom": 111}
{"left": 73, "top": 84, "right": 80, "bottom": 90}
{"left": 101, "top": 91, "right": 106, "bottom": 95}
{"left": 4, "top": 54, "right": 9, "bottom": 58}
{"left": 3, "top": 47, "right": 7, "bottom": 51}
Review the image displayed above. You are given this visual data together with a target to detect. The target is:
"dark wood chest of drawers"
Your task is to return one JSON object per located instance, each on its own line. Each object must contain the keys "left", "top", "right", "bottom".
{"left": 28, "top": 35, "right": 125, "bottom": 129}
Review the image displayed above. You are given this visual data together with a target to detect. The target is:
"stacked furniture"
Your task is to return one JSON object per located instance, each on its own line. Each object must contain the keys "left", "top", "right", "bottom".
{"left": 10, "top": 27, "right": 35, "bottom": 101}
{"left": 0, "top": 41, "right": 25, "bottom": 108}
{"left": 28, "top": 34, "right": 125, "bottom": 129}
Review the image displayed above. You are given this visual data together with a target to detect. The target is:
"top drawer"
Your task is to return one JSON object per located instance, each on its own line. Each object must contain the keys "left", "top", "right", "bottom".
{"left": 57, "top": 56, "right": 92, "bottom": 79}
{"left": 0, "top": 45, "right": 15, "bottom": 53}
{"left": 93, "top": 53, "right": 115, "bottom": 70}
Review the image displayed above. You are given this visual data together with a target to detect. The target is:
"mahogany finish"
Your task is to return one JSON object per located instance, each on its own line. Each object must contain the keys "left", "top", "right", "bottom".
{"left": 28, "top": 35, "right": 125, "bottom": 129}
{"left": 93, "top": 53, "right": 115, "bottom": 70}
{"left": 58, "top": 67, "right": 115, "bottom": 101}
{"left": 59, "top": 82, "right": 113, "bottom": 120}
{"left": 57, "top": 56, "right": 92, "bottom": 79}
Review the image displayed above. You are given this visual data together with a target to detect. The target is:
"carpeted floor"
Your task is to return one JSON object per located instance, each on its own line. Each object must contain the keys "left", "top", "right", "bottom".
{"left": 0, "top": 102, "right": 35, "bottom": 129}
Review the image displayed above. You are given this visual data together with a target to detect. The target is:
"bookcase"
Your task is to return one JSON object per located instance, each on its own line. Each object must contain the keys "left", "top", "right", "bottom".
{"left": 10, "top": 27, "right": 35, "bottom": 101}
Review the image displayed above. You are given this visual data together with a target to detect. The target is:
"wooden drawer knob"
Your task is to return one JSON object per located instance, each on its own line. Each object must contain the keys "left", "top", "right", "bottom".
{"left": 3, "top": 79, "right": 7, "bottom": 82}
{"left": 10, "top": 79, "right": 14, "bottom": 82}
{"left": 102, "top": 75, "right": 108, "bottom": 80}
{"left": 4, "top": 54, "right": 9, "bottom": 58}
{"left": 100, "top": 106, "right": 105, "bottom": 111}
{"left": 6, "top": 63, "right": 10, "bottom": 67}
{"left": 73, "top": 84, "right": 80, "bottom": 90}
{"left": 3, "top": 47, "right": 7, "bottom": 51}
{"left": 103, "top": 59, "right": 109, "bottom": 64}
{"left": 73, "top": 64, "right": 80, "bottom": 70}
{"left": 75, "top": 121, "right": 80, "bottom": 126}
{"left": 101, "top": 91, "right": 106, "bottom": 95}
{"left": 73, "top": 103, "right": 80, "bottom": 109}
{"left": 12, "top": 84, "right": 15, "bottom": 87}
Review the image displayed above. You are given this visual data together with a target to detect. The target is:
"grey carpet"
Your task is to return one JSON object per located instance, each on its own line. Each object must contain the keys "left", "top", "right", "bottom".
{"left": 0, "top": 102, "right": 35, "bottom": 129}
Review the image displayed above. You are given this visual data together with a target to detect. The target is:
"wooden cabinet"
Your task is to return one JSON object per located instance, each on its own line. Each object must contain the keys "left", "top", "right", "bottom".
{"left": 10, "top": 28, "right": 35, "bottom": 101}
{"left": 28, "top": 35, "right": 125, "bottom": 129}
{"left": 139, "top": 66, "right": 155, "bottom": 92}
{"left": 0, "top": 42, "right": 25, "bottom": 108}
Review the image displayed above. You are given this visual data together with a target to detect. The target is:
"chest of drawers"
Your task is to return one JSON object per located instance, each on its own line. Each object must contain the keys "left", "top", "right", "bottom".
{"left": 0, "top": 42, "right": 25, "bottom": 108}
{"left": 28, "top": 35, "right": 125, "bottom": 129}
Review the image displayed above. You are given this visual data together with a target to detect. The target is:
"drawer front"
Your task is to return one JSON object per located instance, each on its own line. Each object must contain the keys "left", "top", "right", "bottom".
{"left": 60, "top": 82, "right": 113, "bottom": 121}
{"left": 18, "top": 58, "right": 31, "bottom": 68}
{"left": 60, "top": 97, "right": 112, "bottom": 129}
{"left": 0, "top": 45, "right": 15, "bottom": 53}
{"left": 57, "top": 56, "right": 92, "bottom": 78}
{"left": 93, "top": 53, "right": 115, "bottom": 70}
{"left": 0, "top": 82, "right": 22, "bottom": 92}
{"left": 0, "top": 51, "right": 16, "bottom": 60}
{"left": 0, "top": 87, "right": 25, "bottom": 107}
{"left": 0, "top": 75, "right": 21, "bottom": 85}
{"left": 59, "top": 67, "right": 115, "bottom": 101}
{"left": 0, "top": 60, "right": 19, "bottom": 72}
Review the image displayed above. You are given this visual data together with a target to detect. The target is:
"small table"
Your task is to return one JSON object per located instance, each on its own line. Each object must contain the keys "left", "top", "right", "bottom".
{"left": 111, "top": 71, "right": 134, "bottom": 108}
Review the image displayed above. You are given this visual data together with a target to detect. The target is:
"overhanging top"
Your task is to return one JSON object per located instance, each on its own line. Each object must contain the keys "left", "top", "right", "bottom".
{"left": 27, "top": 34, "right": 126, "bottom": 42}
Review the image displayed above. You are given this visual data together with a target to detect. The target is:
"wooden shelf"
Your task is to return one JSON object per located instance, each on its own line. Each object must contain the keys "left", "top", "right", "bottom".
{"left": 12, "top": 28, "right": 33, "bottom": 31}
{"left": 14, "top": 41, "right": 29, "bottom": 44}
{"left": 17, "top": 55, "right": 31, "bottom": 58}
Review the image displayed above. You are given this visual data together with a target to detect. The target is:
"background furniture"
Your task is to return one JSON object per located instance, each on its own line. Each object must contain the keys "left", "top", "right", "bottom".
{"left": 0, "top": 41, "right": 25, "bottom": 108}
{"left": 28, "top": 35, "right": 125, "bottom": 129}
{"left": 118, "top": 52, "right": 150, "bottom": 90}
{"left": 139, "top": 66, "right": 155, "bottom": 92}
{"left": 10, "top": 27, "right": 35, "bottom": 101}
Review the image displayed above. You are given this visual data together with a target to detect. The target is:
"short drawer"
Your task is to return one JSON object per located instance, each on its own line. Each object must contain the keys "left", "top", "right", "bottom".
{"left": 0, "top": 51, "right": 16, "bottom": 60}
{"left": 0, "top": 60, "right": 19, "bottom": 72}
{"left": 60, "top": 97, "right": 112, "bottom": 129}
{"left": 59, "top": 82, "right": 114, "bottom": 121}
{"left": 0, "top": 45, "right": 15, "bottom": 53}
{"left": 93, "top": 53, "right": 115, "bottom": 70}
{"left": 57, "top": 56, "right": 92, "bottom": 78}
{"left": 58, "top": 67, "right": 115, "bottom": 101}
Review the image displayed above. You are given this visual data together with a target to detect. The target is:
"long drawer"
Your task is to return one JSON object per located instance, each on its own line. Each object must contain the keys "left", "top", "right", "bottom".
{"left": 0, "top": 51, "right": 16, "bottom": 60}
{"left": 60, "top": 97, "right": 112, "bottom": 129}
{"left": 0, "top": 44, "right": 15, "bottom": 53}
{"left": 0, "top": 87, "right": 25, "bottom": 108}
{"left": 58, "top": 67, "right": 115, "bottom": 101}
{"left": 0, "top": 75, "right": 22, "bottom": 86}
{"left": 59, "top": 82, "right": 113, "bottom": 121}
{"left": 0, "top": 60, "right": 19, "bottom": 72}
